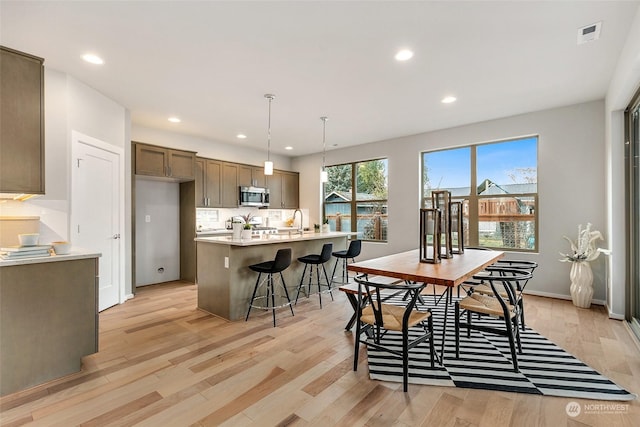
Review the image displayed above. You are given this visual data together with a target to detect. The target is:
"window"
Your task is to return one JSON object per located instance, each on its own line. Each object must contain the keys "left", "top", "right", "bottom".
{"left": 422, "top": 137, "right": 538, "bottom": 251}
{"left": 324, "top": 158, "right": 388, "bottom": 242}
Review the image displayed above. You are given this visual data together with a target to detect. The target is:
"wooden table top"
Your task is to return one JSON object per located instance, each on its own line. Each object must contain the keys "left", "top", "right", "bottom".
{"left": 347, "top": 248, "right": 504, "bottom": 287}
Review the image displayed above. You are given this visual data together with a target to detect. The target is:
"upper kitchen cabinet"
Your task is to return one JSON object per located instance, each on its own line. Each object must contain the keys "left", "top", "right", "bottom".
{"left": 195, "top": 157, "right": 222, "bottom": 207}
{"left": 0, "top": 46, "right": 45, "bottom": 195}
{"left": 221, "top": 162, "right": 239, "bottom": 208}
{"left": 268, "top": 170, "right": 299, "bottom": 209}
{"left": 134, "top": 142, "right": 196, "bottom": 181}
{"left": 238, "top": 164, "right": 266, "bottom": 188}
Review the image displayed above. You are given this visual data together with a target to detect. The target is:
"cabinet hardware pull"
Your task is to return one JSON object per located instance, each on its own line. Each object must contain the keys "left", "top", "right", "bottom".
{"left": 113, "top": 234, "right": 120, "bottom": 239}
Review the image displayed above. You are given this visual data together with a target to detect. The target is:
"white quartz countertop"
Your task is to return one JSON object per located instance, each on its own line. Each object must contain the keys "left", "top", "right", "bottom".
{"left": 195, "top": 231, "right": 356, "bottom": 246}
{"left": 0, "top": 249, "right": 101, "bottom": 267}
{"left": 196, "top": 229, "right": 232, "bottom": 236}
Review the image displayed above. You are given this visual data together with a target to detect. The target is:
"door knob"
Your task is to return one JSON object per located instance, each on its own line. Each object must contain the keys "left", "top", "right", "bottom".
{"left": 113, "top": 234, "right": 120, "bottom": 239}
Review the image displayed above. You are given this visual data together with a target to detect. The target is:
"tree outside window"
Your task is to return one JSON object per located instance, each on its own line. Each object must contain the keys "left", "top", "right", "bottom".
{"left": 324, "top": 159, "right": 388, "bottom": 242}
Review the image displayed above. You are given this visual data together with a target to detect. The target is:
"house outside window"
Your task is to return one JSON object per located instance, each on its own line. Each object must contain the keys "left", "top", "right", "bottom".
{"left": 323, "top": 159, "right": 388, "bottom": 242}
{"left": 421, "top": 137, "right": 538, "bottom": 252}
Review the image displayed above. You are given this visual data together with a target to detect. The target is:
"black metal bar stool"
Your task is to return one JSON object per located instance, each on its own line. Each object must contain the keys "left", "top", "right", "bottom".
{"left": 245, "top": 248, "right": 293, "bottom": 327}
{"left": 330, "top": 239, "right": 361, "bottom": 285}
{"left": 295, "top": 243, "right": 333, "bottom": 308}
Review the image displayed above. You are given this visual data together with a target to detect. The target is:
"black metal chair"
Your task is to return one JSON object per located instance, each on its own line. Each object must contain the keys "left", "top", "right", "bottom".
{"left": 295, "top": 243, "right": 333, "bottom": 308}
{"left": 331, "top": 240, "right": 362, "bottom": 285}
{"left": 353, "top": 274, "right": 436, "bottom": 392}
{"left": 469, "top": 260, "right": 538, "bottom": 330}
{"left": 330, "top": 239, "right": 362, "bottom": 285}
{"left": 245, "top": 248, "right": 293, "bottom": 327}
{"left": 454, "top": 268, "right": 533, "bottom": 372}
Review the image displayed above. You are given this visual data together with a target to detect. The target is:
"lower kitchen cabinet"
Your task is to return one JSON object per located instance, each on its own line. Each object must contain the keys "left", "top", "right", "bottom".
{"left": 0, "top": 255, "right": 99, "bottom": 396}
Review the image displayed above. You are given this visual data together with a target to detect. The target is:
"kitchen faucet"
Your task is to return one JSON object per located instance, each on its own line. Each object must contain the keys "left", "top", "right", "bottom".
{"left": 293, "top": 209, "right": 303, "bottom": 234}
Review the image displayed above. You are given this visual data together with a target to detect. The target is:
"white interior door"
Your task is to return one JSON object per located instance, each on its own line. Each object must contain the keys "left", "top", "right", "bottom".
{"left": 71, "top": 132, "right": 123, "bottom": 311}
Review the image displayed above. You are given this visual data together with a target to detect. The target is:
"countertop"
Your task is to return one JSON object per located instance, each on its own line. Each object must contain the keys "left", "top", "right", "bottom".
{"left": 196, "top": 229, "right": 232, "bottom": 236}
{"left": 195, "top": 231, "right": 356, "bottom": 246}
{"left": 0, "top": 249, "right": 101, "bottom": 267}
{"left": 195, "top": 227, "right": 301, "bottom": 236}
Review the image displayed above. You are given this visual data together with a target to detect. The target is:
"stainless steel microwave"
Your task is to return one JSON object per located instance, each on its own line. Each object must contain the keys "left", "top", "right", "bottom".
{"left": 239, "top": 186, "right": 270, "bottom": 207}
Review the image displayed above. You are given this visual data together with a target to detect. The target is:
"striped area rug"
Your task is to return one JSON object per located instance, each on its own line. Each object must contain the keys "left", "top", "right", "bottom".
{"left": 365, "top": 294, "right": 636, "bottom": 401}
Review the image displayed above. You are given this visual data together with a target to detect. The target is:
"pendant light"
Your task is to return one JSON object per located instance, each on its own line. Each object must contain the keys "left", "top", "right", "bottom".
{"left": 263, "top": 94, "right": 275, "bottom": 175}
{"left": 320, "top": 116, "right": 328, "bottom": 183}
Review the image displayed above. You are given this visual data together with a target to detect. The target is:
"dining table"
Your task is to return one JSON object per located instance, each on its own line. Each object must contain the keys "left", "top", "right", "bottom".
{"left": 346, "top": 248, "right": 504, "bottom": 360}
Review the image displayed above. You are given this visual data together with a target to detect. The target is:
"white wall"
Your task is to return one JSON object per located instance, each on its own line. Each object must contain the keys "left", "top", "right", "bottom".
{"left": 604, "top": 6, "right": 640, "bottom": 318}
{"left": 135, "top": 178, "right": 180, "bottom": 286}
{"left": 0, "top": 68, "right": 132, "bottom": 295}
{"left": 293, "top": 100, "right": 608, "bottom": 303}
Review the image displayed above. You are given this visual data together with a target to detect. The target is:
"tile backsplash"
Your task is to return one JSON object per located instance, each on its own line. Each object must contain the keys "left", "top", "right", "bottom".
{"left": 196, "top": 208, "right": 309, "bottom": 230}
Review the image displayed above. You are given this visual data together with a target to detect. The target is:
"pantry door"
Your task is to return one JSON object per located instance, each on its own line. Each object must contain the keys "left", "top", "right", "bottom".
{"left": 71, "top": 131, "right": 124, "bottom": 311}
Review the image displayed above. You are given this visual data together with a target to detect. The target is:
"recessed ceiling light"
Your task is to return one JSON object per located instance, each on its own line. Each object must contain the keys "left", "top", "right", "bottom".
{"left": 82, "top": 54, "right": 104, "bottom": 65}
{"left": 285, "top": 146, "right": 293, "bottom": 150}
{"left": 395, "top": 49, "right": 414, "bottom": 61}
{"left": 441, "top": 96, "right": 457, "bottom": 104}
{"left": 168, "top": 117, "right": 181, "bottom": 123}
{"left": 236, "top": 134, "right": 247, "bottom": 139}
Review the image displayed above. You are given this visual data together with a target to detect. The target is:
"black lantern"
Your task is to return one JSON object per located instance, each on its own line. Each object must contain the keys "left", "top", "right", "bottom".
{"left": 450, "top": 201, "right": 464, "bottom": 254}
{"left": 431, "top": 190, "right": 453, "bottom": 259}
{"left": 419, "top": 208, "right": 441, "bottom": 263}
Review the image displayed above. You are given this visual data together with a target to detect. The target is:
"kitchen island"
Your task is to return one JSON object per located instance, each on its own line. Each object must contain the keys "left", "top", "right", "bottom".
{"left": 195, "top": 231, "right": 354, "bottom": 321}
{"left": 0, "top": 250, "right": 100, "bottom": 396}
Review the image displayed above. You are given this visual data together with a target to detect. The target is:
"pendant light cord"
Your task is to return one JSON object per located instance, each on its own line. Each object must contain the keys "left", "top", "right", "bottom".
{"left": 321, "top": 116, "right": 328, "bottom": 171}
{"left": 265, "top": 94, "right": 275, "bottom": 162}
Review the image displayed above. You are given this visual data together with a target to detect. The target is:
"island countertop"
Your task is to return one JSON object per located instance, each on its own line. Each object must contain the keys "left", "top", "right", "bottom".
{"left": 195, "top": 231, "right": 356, "bottom": 247}
{"left": 196, "top": 231, "right": 353, "bottom": 321}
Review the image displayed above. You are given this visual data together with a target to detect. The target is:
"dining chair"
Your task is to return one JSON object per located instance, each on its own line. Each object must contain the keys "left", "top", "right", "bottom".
{"left": 469, "top": 260, "right": 538, "bottom": 330}
{"left": 454, "top": 268, "right": 533, "bottom": 372}
{"left": 353, "top": 274, "right": 436, "bottom": 392}
{"left": 457, "top": 246, "right": 494, "bottom": 298}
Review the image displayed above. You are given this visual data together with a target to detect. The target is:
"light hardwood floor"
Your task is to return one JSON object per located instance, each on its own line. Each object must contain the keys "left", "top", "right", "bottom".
{"left": 1, "top": 281, "right": 638, "bottom": 426}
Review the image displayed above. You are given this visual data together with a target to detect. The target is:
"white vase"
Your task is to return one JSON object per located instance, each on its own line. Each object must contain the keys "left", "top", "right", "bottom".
{"left": 241, "top": 229, "right": 252, "bottom": 240}
{"left": 569, "top": 261, "right": 593, "bottom": 308}
{"left": 322, "top": 224, "right": 330, "bottom": 233}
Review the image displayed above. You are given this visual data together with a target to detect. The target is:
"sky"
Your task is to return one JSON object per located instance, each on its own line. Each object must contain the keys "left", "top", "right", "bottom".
{"left": 423, "top": 137, "right": 538, "bottom": 190}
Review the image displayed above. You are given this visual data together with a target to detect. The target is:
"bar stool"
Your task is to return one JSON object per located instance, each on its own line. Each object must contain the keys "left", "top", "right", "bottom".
{"left": 330, "top": 239, "right": 361, "bottom": 285}
{"left": 295, "top": 243, "right": 333, "bottom": 308}
{"left": 245, "top": 248, "right": 293, "bottom": 327}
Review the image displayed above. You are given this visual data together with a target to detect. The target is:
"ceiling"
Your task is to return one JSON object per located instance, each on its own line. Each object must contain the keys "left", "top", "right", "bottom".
{"left": 1, "top": 1, "right": 638, "bottom": 156}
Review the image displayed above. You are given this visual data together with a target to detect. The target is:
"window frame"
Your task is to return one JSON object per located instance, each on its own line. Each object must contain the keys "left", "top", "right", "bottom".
{"left": 323, "top": 157, "right": 389, "bottom": 243}
{"left": 421, "top": 136, "right": 539, "bottom": 253}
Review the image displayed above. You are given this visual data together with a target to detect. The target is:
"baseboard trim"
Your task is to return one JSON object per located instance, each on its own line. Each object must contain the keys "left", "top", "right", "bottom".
{"left": 606, "top": 304, "right": 625, "bottom": 320}
{"left": 524, "top": 289, "right": 605, "bottom": 306}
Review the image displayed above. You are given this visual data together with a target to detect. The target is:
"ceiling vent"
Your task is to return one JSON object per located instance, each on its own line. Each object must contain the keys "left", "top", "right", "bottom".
{"left": 577, "top": 21, "right": 602, "bottom": 45}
